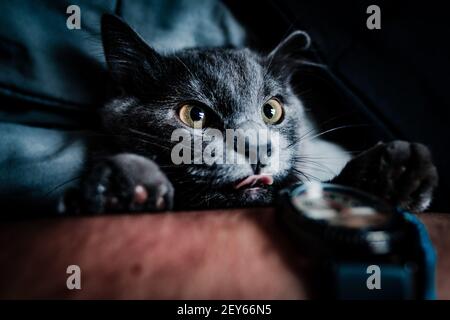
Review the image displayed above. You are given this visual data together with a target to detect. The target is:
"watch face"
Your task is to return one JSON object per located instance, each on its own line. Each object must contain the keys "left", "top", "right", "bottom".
{"left": 291, "top": 183, "right": 393, "bottom": 229}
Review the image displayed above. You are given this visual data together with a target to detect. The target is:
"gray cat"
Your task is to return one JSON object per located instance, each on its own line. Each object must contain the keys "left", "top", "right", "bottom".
{"left": 62, "top": 14, "right": 438, "bottom": 214}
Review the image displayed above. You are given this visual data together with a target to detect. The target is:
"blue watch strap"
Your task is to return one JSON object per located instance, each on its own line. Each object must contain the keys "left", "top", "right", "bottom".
{"left": 333, "top": 263, "right": 414, "bottom": 299}
{"left": 402, "top": 211, "right": 437, "bottom": 300}
{"left": 332, "top": 211, "right": 436, "bottom": 300}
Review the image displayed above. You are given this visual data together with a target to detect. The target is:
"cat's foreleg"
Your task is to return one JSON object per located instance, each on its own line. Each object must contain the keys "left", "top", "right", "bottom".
{"left": 331, "top": 141, "right": 438, "bottom": 212}
{"left": 61, "top": 153, "right": 174, "bottom": 214}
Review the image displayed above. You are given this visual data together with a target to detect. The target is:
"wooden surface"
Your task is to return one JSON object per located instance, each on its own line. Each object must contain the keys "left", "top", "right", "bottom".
{"left": 0, "top": 209, "right": 448, "bottom": 299}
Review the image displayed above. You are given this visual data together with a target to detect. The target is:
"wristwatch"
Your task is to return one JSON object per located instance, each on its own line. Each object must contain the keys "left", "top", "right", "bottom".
{"left": 278, "top": 182, "right": 436, "bottom": 299}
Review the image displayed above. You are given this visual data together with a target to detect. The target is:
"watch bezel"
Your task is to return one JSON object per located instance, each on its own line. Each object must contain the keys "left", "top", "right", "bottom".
{"left": 280, "top": 183, "right": 408, "bottom": 256}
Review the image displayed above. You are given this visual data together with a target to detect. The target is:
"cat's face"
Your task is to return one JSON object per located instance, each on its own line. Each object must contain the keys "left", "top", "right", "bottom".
{"left": 101, "top": 15, "right": 312, "bottom": 208}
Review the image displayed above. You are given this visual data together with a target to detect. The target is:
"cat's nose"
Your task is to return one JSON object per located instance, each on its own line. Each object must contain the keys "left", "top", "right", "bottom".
{"left": 233, "top": 139, "right": 272, "bottom": 158}
{"left": 250, "top": 162, "right": 265, "bottom": 174}
{"left": 254, "top": 142, "right": 272, "bottom": 174}
{"left": 234, "top": 139, "right": 272, "bottom": 173}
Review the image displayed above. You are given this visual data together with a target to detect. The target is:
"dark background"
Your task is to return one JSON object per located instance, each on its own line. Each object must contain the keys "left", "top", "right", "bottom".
{"left": 225, "top": 0, "right": 449, "bottom": 211}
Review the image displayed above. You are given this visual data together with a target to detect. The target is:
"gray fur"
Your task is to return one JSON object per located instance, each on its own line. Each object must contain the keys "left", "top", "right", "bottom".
{"left": 65, "top": 14, "right": 435, "bottom": 214}
{"left": 98, "top": 14, "right": 347, "bottom": 209}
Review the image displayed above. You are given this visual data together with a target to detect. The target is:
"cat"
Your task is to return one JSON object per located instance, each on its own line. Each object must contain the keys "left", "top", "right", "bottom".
{"left": 61, "top": 14, "right": 438, "bottom": 214}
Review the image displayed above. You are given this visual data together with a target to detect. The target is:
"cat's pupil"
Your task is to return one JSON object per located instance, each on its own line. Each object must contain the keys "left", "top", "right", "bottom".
{"left": 263, "top": 104, "right": 275, "bottom": 119}
{"left": 190, "top": 107, "right": 205, "bottom": 122}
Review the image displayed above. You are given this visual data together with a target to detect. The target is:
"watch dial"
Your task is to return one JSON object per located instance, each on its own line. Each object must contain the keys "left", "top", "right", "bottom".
{"left": 292, "top": 183, "right": 392, "bottom": 229}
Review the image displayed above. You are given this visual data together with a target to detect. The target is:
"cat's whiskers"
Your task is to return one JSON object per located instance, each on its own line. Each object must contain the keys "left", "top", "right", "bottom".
{"left": 286, "top": 123, "right": 368, "bottom": 151}
{"left": 293, "top": 159, "right": 336, "bottom": 177}
{"left": 290, "top": 167, "right": 321, "bottom": 183}
{"left": 127, "top": 128, "right": 173, "bottom": 150}
{"left": 174, "top": 55, "right": 198, "bottom": 80}
{"left": 301, "top": 124, "right": 368, "bottom": 145}
{"left": 43, "top": 176, "right": 83, "bottom": 198}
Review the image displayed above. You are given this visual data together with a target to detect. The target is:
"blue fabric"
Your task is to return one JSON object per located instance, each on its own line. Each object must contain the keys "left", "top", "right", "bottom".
{"left": 0, "top": 0, "right": 245, "bottom": 215}
{"left": 0, "top": 122, "right": 88, "bottom": 214}
{"left": 0, "top": 0, "right": 245, "bottom": 111}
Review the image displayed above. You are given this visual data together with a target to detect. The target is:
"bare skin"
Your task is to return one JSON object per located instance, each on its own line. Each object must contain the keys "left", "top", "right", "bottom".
{"left": 0, "top": 208, "right": 448, "bottom": 299}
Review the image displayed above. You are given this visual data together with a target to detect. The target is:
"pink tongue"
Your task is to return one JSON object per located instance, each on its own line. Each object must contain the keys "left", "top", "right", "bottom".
{"left": 234, "top": 175, "right": 274, "bottom": 190}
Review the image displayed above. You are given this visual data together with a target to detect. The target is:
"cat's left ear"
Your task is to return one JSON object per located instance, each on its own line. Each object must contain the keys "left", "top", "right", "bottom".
{"left": 268, "top": 31, "right": 311, "bottom": 61}
{"left": 101, "top": 14, "right": 164, "bottom": 86}
{"left": 267, "top": 31, "right": 325, "bottom": 77}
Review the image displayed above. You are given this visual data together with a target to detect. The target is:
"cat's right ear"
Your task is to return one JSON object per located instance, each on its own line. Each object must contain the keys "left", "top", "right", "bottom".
{"left": 101, "top": 14, "right": 164, "bottom": 85}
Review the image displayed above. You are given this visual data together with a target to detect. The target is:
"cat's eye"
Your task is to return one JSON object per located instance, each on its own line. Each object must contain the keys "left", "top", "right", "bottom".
{"left": 178, "top": 104, "right": 207, "bottom": 128}
{"left": 261, "top": 98, "right": 284, "bottom": 124}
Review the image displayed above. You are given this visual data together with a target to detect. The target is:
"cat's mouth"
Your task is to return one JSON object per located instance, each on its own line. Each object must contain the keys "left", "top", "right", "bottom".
{"left": 234, "top": 174, "right": 274, "bottom": 191}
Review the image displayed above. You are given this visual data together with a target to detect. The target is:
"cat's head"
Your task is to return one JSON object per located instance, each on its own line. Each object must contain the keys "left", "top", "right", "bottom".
{"left": 100, "top": 14, "right": 314, "bottom": 208}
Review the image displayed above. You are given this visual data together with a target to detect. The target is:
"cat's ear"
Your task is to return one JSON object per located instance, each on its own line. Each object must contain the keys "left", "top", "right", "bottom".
{"left": 267, "top": 31, "right": 324, "bottom": 76}
{"left": 101, "top": 14, "right": 164, "bottom": 85}
{"left": 268, "top": 31, "right": 311, "bottom": 61}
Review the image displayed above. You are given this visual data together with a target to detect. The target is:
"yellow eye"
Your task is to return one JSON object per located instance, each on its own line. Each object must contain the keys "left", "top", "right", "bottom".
{"left": 178, "top": 104, "right": 206, "bottom": 128}
{"left": 261, "top": 98, "right": 284, "bottom": 124}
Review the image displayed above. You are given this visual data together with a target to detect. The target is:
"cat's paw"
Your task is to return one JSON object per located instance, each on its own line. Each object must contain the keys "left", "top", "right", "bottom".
{"left": 61, "top": 153, "right": 174, "bottom": 214}
{"left": 332, "top": 141, "right": 438, "bottom": 212}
